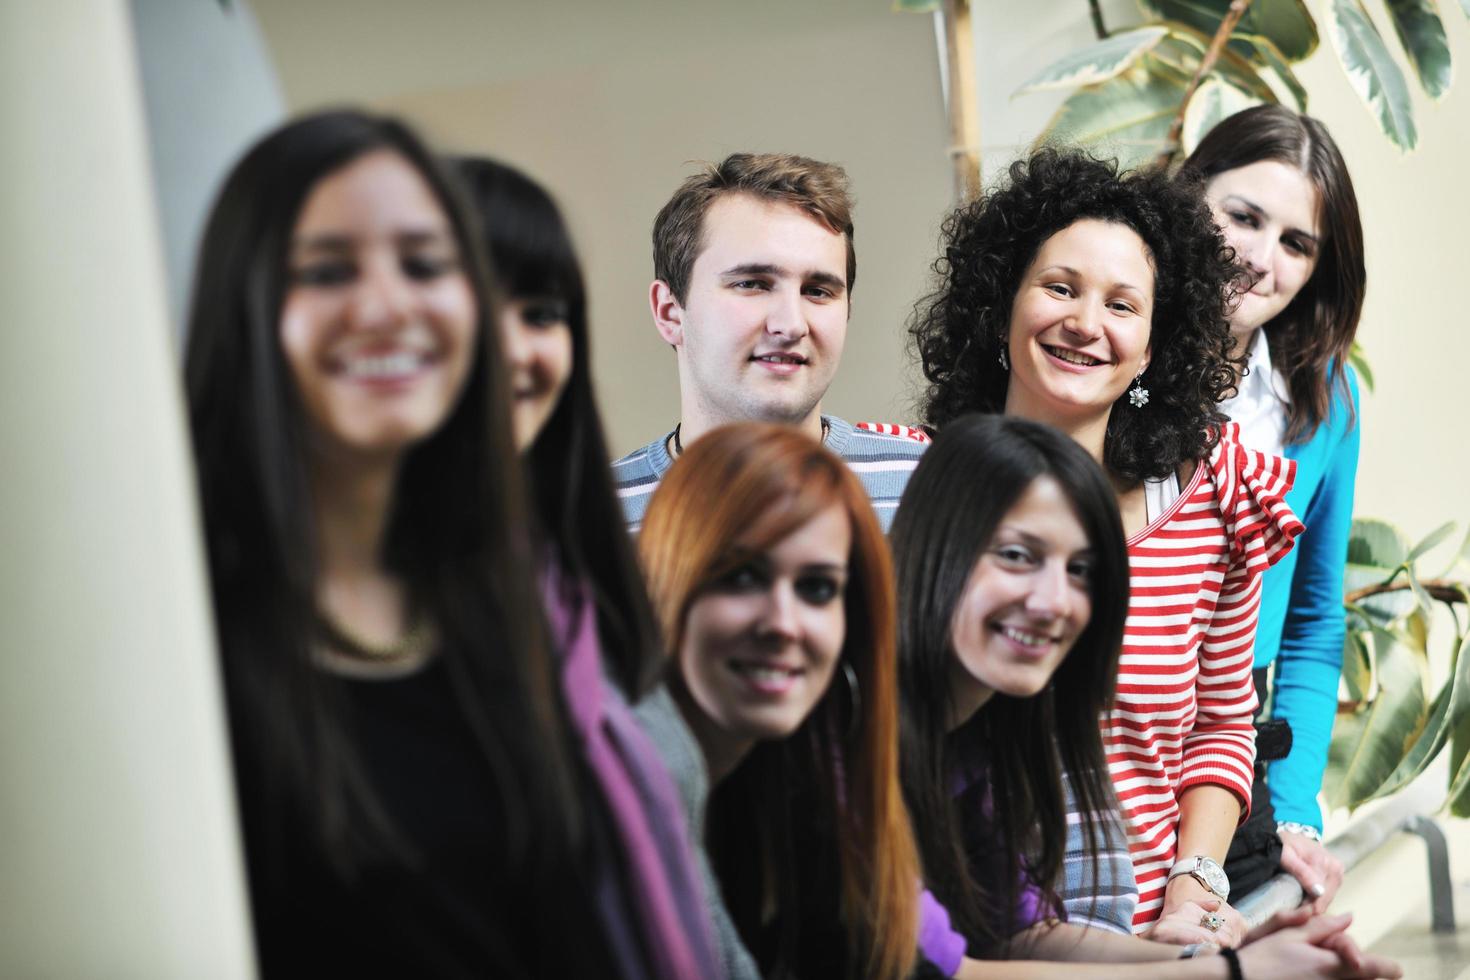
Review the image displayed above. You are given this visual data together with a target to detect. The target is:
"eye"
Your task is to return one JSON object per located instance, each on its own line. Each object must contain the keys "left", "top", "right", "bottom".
{"left": 1282, "top": 236, "right": 1314, "bottom": 259}
{"left": 1044, "top": 283, "right": 1074, "bottom": 298}
{"left": 992, "top": 544, "right": 1036, "bottom": 568}
{"left": 795, "top": 573, "right": 843, "bottom": 606}
{"left": 1107, "top": 299, "right": 1138, "bottom": 315}
{"left": 520, "top": 300, "right": 569, "bottom": 329}
{"left": 402, "top": 253, "right": 460, "bottom": 281}
{"left": 730, "top": 279, "right": 771, "bottom": 292}
{"left": 1066, "top": 558, "right": 1094, "bottom": 584}
{"left": 1228, "top": 210, "right": 1260, "bottom": 229}
{"left": 802, "top": 283, "right": 838, "bottom": 301}
{"left": 713, "top": 562, "right": 766, "bottom": 592}
{"left": 291, "top": 261, "right": 355, "bottom": 287}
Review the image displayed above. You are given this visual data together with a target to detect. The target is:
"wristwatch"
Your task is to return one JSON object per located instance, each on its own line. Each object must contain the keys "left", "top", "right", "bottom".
{"left": 1167, "top": 854, "right": 1230, "bottom": 902}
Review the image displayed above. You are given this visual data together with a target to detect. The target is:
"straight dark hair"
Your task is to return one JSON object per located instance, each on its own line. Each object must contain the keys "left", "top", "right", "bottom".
{"left": 183, "top": 111, "right": 588, "bottom": 925}
{"left": 1180, "top": 104, "right": 1365, "bottom": 444}
{"left": 890, "top": 414, "right": 1130, "bottom": 955}
{"left": 453, "top": 157, "right": 660, "bottom": 696}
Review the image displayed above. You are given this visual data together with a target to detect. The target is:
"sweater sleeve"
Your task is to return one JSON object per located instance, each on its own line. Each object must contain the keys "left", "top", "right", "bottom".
{"left": 1180, "top": 427, "right": 1304, "bottom": 815}
{"left": 1269, "top": 375, "right": 1361, "bottom": 830}
{"left": 1058, "top": 769, "right": 1138, "bottom": 934}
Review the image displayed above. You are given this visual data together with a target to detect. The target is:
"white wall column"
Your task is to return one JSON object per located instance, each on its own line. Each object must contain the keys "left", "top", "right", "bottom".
{"left": 0, "top": 2, "right": 255, "bottom": 975}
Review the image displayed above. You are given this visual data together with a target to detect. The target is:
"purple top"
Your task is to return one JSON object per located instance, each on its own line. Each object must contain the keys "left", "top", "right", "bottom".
{"left": 547, "top": 571, "right": 724, "bottom": 980}
{"left": 919, "top": 889, "right": 968, "bottom": 976}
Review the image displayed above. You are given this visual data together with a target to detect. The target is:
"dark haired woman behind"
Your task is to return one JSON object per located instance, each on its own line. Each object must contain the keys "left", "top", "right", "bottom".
{"left": 910, "top": 149, "right": 1302, "bottom": 944}
{"left": 1182, "top": 105, "right": 1366, "bottom": 911}
{"left": 454, "top": 156, "right": 722, "bottom": 978}
{"left": 892, "top": 415, "right": 1399, "bottom": 978}
{"left": 186, "top": 111, "right": 647, "bottom": 976}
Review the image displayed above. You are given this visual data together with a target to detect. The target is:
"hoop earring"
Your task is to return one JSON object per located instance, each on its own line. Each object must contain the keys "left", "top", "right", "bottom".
{"left": 1128, "top": 371, "right": 1149, "bottom": 408}
{"left": 998, "top": 344, "right": 1010, "bottom": 371}
{"left": 841, "top": 661, "right": 862, "bottom": 741}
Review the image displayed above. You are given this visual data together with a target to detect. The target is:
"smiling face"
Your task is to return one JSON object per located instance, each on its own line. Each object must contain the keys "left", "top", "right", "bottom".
{"left": 1206, "top": 160, "right": 1322, "bottom": 340}
{"left": 1002, "top": 219, "right": 1155, "bottom": 426}
{"left": 947, "top": 475, "right": 1094, "bottom": 724}
{"left": 656, "top": 194, "right": 849, "bottom": 435}
{"left": 279, "top": 150, "right": 476, "bottom": 463}
{"left": 500, "top": 295, "right": 573, "bottom": 451}
{"left": 678, "top": 502, "right": 851, "bottom": 764}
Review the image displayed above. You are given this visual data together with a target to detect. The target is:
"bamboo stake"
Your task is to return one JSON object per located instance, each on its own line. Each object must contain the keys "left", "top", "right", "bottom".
{"left": 1153, "top": 0, "right": 1254, "bottom": 168}
{"left": 941, "top": 0, "right": 982, "bottom": 201}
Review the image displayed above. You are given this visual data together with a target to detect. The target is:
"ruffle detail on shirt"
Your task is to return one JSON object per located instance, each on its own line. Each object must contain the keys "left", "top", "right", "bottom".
{"left": 855, "top": 421, "right": 933, "bottom": 444}
{"left": 1206, "top": 422, "right": 1304, "bottom": 575}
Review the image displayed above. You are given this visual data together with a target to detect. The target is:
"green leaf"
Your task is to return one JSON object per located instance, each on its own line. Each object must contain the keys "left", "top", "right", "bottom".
{"left": 1137, "top": 0, "right": 1320, "bottom": 62}
{"left": 1407, "top": 521, "right": 1458, "bottom": 564}
{"left": 1441, "top": 526, "right": 1470, "bottom": 577}
{"left": 1370, "top": 655, "right": 1463, "bottom": 803}
{"left": 892, "top": 0, "right": 940, "bottom": 11}
{"left": 1150, "top": 26, "right": 1282, "bottom": 102}
{"left": 1342, "top": 630, "right": 1373, "bottom": 702}
{"left": 1384, "top": 0, "right": 1453, "bottom": 99}
{"left": 1406, "top": 563, "right": 1437, "bottom": 620}
{"left": 1038, "top": 64, "right": 1188, "bottom": 169}
{"left": 1443, "top": 633, "right": 1470, "bottom": 814}
{"left": 1327, "top": 0, "right": 1418, "bottom": 151}
{"left": 1324, "top": 707, "right": 1367, "bottom": 806}
{"left": 1181, "top": 77, "right": 1267, "bottom": 155}
{"left": 1015, "top": 26, "right": 1172, "bottom": 94}
{"left": 1236, "top": 33, "right": 1311, "bottom": 109}
{"left": 1348, "top": 340, "right": 1375, "bottom": 392}
{"left": 1328, "top": 629, "right": 1430, "bottom": 809}
{"left": 1462, "top": 0, "right": 1470, "bottom": 18}
{"left": 1348, "top": 517, "right": 1411, "bottom": 568}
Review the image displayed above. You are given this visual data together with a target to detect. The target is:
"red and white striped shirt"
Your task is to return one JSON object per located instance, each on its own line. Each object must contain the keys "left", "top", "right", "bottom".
{"left": 1108, "top": 424, "right": 1301, "bottom": 929}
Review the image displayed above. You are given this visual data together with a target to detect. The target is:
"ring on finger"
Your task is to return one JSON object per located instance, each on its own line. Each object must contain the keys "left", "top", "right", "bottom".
{"left": 1308, "top": 882, "right": 1326, "bottom": 898}
{"left": 1199, "top": 912, "right": 1225, "bottom": 932}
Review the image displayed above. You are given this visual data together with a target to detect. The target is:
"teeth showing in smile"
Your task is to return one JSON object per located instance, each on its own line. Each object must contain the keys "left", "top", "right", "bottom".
{"left": 343, "top": 351, "right": 424, "bottom": 379}
{"left": 754, "top": 354, "right": 804, "bottom": 365}
{"left": 731, "top": 662, "right": 800, "bottom": 683}
{"left": 996, "top": 625, "right": 1051, "bottom": 647}
{"left": 1044, "top": 345, "right": 1103, "bottom": 367}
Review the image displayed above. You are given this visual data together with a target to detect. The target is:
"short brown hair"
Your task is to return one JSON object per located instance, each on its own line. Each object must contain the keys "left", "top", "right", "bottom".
{"left": 652, "top": 152, "right": 856, "bottom": 304}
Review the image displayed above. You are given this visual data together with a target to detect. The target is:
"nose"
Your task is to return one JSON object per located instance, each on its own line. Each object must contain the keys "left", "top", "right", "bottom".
{"left": 1238, "top": 230, "right": 1275, "bottom": 278}
{"left": 758, "top": 582, "right": 802, "bottom": 642}
{"left": 1062, "top": 299, "right": 1103, "bottom": 341}
{"left": 349, "top": 258, "right": 415, "bottom": 332}
{"left": 499, "top": 308, "right": 532, "bottom": 372}
{"left": 1026, "top": 560, "right": 1072, "bottom": 620}
{"left": 764, "top": 286, "right": 809, "bottom": 343}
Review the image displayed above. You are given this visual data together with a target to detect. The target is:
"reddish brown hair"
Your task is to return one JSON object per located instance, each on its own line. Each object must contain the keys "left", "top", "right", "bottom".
{"left": 651, "top": 153, "right": 856, "bottom": 305}
{"left": 640, "top": 423, "right": 919, "bottom": 980}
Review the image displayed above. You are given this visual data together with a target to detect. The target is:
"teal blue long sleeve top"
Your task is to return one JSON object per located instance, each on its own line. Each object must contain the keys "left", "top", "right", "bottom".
{"left": 1255, "top": 369, "right": 1361, "bottom": 830}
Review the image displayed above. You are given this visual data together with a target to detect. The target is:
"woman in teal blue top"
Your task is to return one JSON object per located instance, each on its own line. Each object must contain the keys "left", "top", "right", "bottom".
{"left": 1181, "top": 105, "right": 1365, "bottom": 912}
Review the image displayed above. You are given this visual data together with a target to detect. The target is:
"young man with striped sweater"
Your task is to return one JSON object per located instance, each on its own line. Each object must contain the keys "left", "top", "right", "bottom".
{"left": 612, "top": 152, "right": 925, "bottom": 532}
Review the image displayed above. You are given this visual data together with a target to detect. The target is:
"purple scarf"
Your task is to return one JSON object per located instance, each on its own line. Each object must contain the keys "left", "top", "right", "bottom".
{"left": 546, "top": 572, "right": 723, "bottom": 980}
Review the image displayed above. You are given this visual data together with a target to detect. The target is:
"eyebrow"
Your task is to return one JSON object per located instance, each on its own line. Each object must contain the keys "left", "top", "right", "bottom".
{"left": 1221, "top": 195, "right": 1320, "bottom": 244}
{"left": 1036, "top": 265, "right": 1146, "bottom": 296}
{"left": 292, "top": 228, "right": 455, "bottom": 253}
{"left": 720, "top": 262, "right": 847, "bottom": 293}
{"left": 997, "top": 526, "right": 1094, "bottom": 556}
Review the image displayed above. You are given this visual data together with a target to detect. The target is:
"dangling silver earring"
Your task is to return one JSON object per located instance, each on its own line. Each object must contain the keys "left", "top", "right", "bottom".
{"left": 841, "top": 661, "right": 862, "bottom": 740}
{"left": 998, "top": 345, "right": 1010, "bottom": 371}
{"left": 1128, "top": 371, "right": 1150, "bottom": 408}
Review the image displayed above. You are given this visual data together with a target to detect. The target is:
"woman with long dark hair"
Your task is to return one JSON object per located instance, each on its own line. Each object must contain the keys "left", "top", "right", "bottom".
{"left": 637, "top": 423, "right": 922, "bottom": 980}
{"left": 891, "top": 414, "right": 1398, "bottom": 978}
{"left": 184, "top": 110, "right": 686, "bottom": 976}
{"left": 910, "top": 148, "right": 1302, "bottom": 945}
{"left": 453, "top": 155, "right": 721, "bottom": 978}
{"left": 1181, "top": 105, "right": 1366, "bottom": 911}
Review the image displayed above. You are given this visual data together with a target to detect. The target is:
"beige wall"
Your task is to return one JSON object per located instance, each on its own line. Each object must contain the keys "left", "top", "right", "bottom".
{"left": 254, "top": 0, "right": 1470, "bottom": 551}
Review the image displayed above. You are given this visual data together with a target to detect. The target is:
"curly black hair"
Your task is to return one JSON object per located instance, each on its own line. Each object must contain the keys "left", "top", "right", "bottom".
{"left": 910, "top": 148, "right": 1241, "bottom": 484}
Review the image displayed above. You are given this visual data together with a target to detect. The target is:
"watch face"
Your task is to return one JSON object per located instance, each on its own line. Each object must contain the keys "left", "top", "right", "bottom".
{"left": 1201, "top": 859, "right": 1230, "bottom": 896}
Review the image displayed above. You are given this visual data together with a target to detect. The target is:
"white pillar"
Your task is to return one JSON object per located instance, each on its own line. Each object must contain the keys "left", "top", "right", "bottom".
{"left": 0, "top": 2, "right": 256, "bottom": 976}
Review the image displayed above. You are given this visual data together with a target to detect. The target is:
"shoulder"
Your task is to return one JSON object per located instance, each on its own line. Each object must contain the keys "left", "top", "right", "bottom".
{"left": 611, "top": 432, "right": 675, "bottom": 529}
{"left": 632, "top": 685, "right": 708, "bottom": 815}
{"left": 1204, "top": 422, "right": 1303, "bottom": 568}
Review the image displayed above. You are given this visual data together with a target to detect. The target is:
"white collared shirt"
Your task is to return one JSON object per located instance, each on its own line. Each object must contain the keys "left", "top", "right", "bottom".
{"left": 1218, "top": 328, "right": 1291, "bottom": 457}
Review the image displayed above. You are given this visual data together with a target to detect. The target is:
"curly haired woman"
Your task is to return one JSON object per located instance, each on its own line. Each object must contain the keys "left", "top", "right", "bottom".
{"left": 908, "top": 149, "right": 1303, "bottom": 946}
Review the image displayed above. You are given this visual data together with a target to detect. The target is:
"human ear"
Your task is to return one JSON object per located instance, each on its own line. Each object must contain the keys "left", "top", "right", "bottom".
{"left": 650, "top": 280, "right": 684, "bottom": 348}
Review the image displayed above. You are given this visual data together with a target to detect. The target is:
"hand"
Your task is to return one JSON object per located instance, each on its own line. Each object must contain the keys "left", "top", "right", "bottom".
{"left": 1238, "top": 913, "right": 1402, "bottom": 979}
{"left": 1279, "top": 828, "right": 1344, "bottom": 913}
{"left": 1147, "top": 875, "right": 1247, "bottom": 947}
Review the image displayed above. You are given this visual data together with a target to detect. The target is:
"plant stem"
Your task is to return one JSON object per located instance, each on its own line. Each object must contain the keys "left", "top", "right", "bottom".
{"left": 1345, "top": 580, "right": 1470, "bottom": 605}
{"left": 1089, "top": 0, "right": 1108, "bottom": 39}
{"left": 1153, "top": 0, "right": 1253, "bottom": 168}
{"left": 942, "top": 0, "right": 982, "bottom": 201}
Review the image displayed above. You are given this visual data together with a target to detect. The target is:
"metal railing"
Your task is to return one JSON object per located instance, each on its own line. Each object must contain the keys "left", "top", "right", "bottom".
{"left": 1234, "top": 778, "right": 1456, "bottom": 932}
